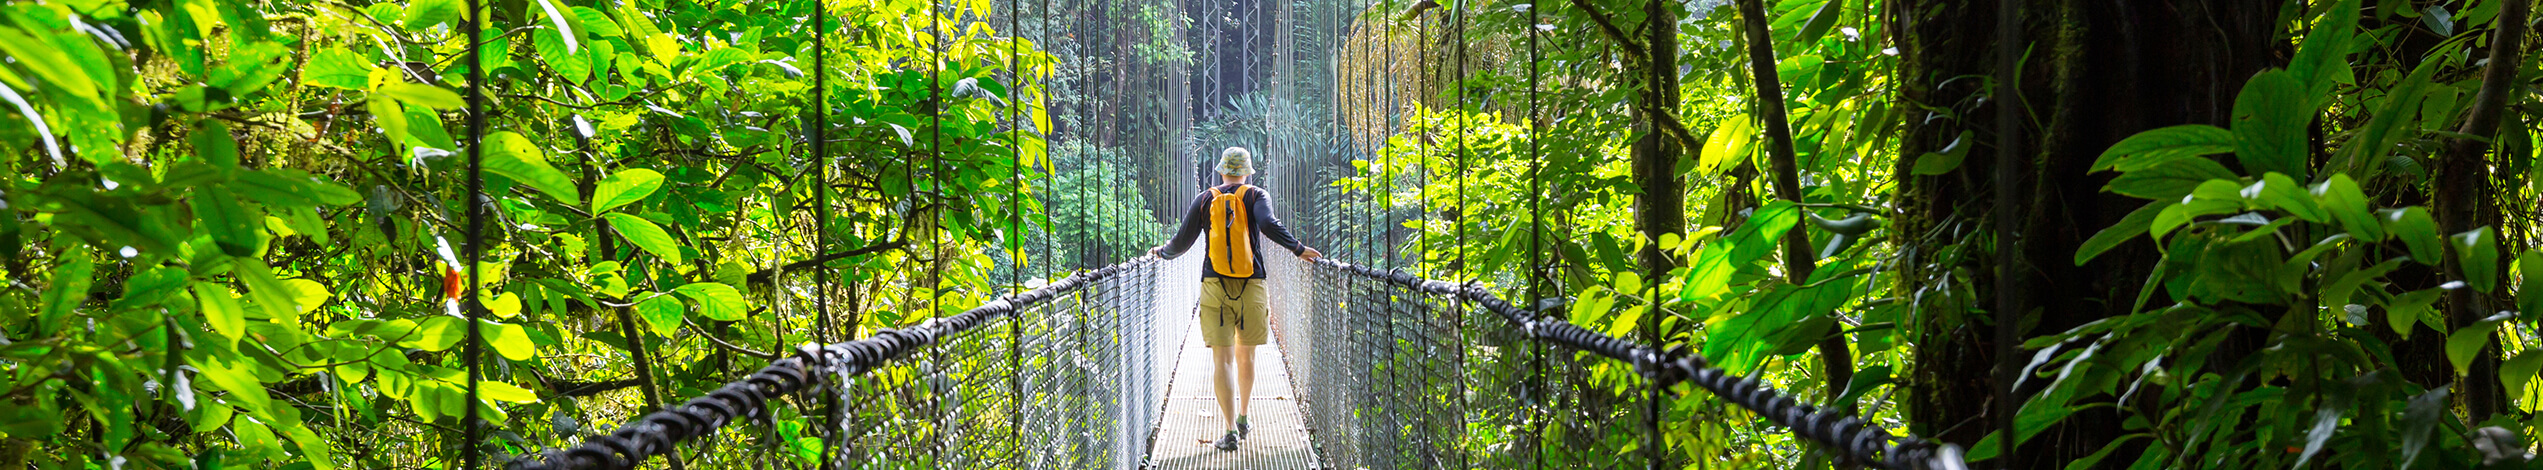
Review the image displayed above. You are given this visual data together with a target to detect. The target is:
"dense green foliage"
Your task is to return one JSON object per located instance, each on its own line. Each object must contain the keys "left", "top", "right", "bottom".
{"left": 0, "top": 0, "right": 2537, "bottom": 467}
{"left": 0, "top": 0, "right": 1059, "bottom": 466}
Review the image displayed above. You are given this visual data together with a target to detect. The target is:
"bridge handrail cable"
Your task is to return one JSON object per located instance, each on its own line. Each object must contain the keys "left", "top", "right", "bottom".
{"left": 1300, "top": 257, "right": 1969, "bottom": 470}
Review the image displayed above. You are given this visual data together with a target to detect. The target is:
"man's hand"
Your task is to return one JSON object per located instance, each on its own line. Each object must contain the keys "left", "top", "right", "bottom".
{"left": 1147, "top": 246, "right": 1164, "bottom": 258}
{"left": 1300, "top": 247, "right": 1323, "bottom": 260}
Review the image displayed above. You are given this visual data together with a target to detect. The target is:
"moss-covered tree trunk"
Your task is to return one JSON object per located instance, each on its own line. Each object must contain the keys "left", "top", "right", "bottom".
{"left": 1890, "top": 0, "right": 2287, "bottom": 465}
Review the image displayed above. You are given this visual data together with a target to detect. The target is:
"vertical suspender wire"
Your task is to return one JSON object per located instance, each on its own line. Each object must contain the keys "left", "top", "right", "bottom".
{"left": 1375, "top": 1, "right": 1397, "bottom": 463}
{"left": 1522, "top": 4, "right": 1544, "bottom": 469}
{"left": 1448, "top": 2, "right": 1470, "bottom": 467}
{"left": 927, "top": 0, "right": 947, "bottom": 462}
{"left": 459, "top": 0, "right": 486, "bottom": 466}
{"left": 1990, "top": 0, "right": 2021, "bottom": 467}
{"left": 1004, "top": 0, "right": 1025, "bottom": 462}
{"left": 811, "top": 0, "right": 845, "bottom": 467}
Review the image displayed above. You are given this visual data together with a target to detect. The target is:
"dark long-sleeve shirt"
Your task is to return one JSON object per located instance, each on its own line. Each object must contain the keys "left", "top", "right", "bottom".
{"left": 1157, "top": 183, "right": 1306, "bottom": 279}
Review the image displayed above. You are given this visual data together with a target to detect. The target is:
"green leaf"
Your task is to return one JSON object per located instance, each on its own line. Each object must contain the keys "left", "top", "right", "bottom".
{"left": 2248, "top": 173, "right": 2326, "bottom": 222}
{"left": 2105, "top": 156, "right": 2236, "bottom": 200}
{"left": 410, "top": 316, "right": 466, "bottom": 351}
{"left": 2288, "top": 0, "right": 2360, "bottom": 98}
{"left": 234, "top": 168, "right": 364, "bottom": 208}
{"left": 35, "top": 255, "right": 92, "bottom": 335}
{"left": 1912, "top": 130, "right": 1972, "bottom": 175}
{"left": 280, "top": 421, "right": 341, "bottom": 470}
{"left": 2388, "top": 288, "right": 2442, "bottom": 339}
{"left": 2453, "top": 227, "right": 2498, "bottom": 292}
{"left": 189, "top": 283, "right": 246, "bottom": 338}
{"left": 592, "top": 169, "right": 664, "bottom": 213}
{"left": 0, "top": 28, "right": 100, "bottom": 101}
{"left": 192, "top": 186, "right": 262, "bottom": 257}
{"left": 483, "top": 320, "right": 534, "bottom": 361}
{"left": 604, "top": 213, "right": 684, "bottom": 265}
{"left": 2077, "top": 200, "right": 2170, "bottom": 265}
{"left": 570, "top": 6, "right": 623, "bottom": 37}
{"left": 2313, "top": 173, "right": 2384, "bottom": 241}
{"left": 2445, "top": 319, "right": 2501, "bottom": 375}
{"left": 2502, "top": 349, "right": 2543, "bottom": 404}
{"left": 633, "top": 293, "right": 682, "bottom": 337}
{"left": 1699, "top": 114, "right": 1753, "bottom": 175}
{"left": 2230, "top": 70, "right": 2309, "bottom": 179}
{"left": 480, "top": 380, "right": 539, "bottom": 403}
{"left": 376, "top": 83, "right": 465, "bottom": 110}
{"left": 369, "top": 95, "right": 410, "bottom": 152}
{"left": 404, "top": 0, "right": 460, "bottom": 31}
{"left": 533, "top": 0, "right": 580, "bottom": 54}
{"left": 485, "top": 131, "right": 583, "bottom": 204}
{"left": 1791, "top": 0, "right": 1843, "bottom": 45}
{"left": 2382, "top": 207, "right": 2442, "bottom": 264}
{"left": 192, "top": 121, "right": 241, "bottom": 169}
{"left": 233, "top": 261, "right": 303, "bottom": 327}
{"left": 2092, "top": 125, "right": 2234, "bottom": 172}
{"left": 302, "top": 48, "right": 373, "bottom": 90}
{"left": 673, "top": 282, "right": 749, "bottom": 321}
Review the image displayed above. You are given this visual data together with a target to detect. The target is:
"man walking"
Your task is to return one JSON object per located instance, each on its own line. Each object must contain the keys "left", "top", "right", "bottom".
{"left": 1150, "top": 146, "right": 1321, "bottom": 451}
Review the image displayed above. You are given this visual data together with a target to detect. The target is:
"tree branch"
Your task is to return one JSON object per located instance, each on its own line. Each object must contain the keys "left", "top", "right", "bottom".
{"left": 1565, "top": 0, "right": 1649, "bottom": 64}
{"left": 745, "top": 240, "right": 909, "bottom": 283}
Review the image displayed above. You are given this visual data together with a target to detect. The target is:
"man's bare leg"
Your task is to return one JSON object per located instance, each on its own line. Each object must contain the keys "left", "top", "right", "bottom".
{"left": 1232, "top": 342, "right": 1257, "bottom": 419}
{"left": 1211, "top": 345, "right": 1238, "bottom": 432}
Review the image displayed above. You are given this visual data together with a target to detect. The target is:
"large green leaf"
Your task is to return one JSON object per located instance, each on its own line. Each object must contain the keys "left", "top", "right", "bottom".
{"left": 1912, "top": 130, "right": 1972, "bottom": 175}
{"left": 486, "top": 131, "right": 583, "bottom": 204}
{"left": 592, "top": 168, "right": 663, "bottom": 213}
{"left": 2229, "top": 70, "right": 2309, "bottom": 179}
{"left": 1699, "top": 114, "right": 1753, "bottom": 175}
{"left": 633, "top": 293, "right": 682, "bottom": 337}
{"left": 673, "top": 282, "right": 749, "bottom": 321}
{"left": 2248, "top": 172, "right": 2326, "bottom": 222}
{"left": 603, "top": 213, "right": 684, "bottom": 265}
{"left": 2287, "top": 0, "right": 2360, "bottom": 98}
{"left": 376, "top": 83, "right": 465, "bottom": 110}
{"left": 234, "top": 168, "right": 364, "bottom": 208}
{"left": 2502, "top": 348, "right": 2543, "bottom": 404}
{"left": 302, "top": 47, "right": 373, "bottom": 90}
{"left": 2076, "top": 200, "right": 2170, "bottom": 265}
{"left": 192, "top": 121, "right": 241, "bottom": 169}
{"left": 2445, "top": 318, "right": 2502, "bottom": 375}
{"left": 192, "top": 282, "right": 247, "bottom": 340}
{"left": 404, "top": 0, "right": 459, "bottom": 31}
{"left": 410, "top": 316, "right": 466, "bottom": 351}
{"left": 36, "top": 256, "right": 93, "bottom": 335}
{"left": 2382, "top": 207, "right": 2442, "bottom": 265}
{"left": 2091, "top": 124, "right": 2234, "bottom": 172}
{"left": 483, "top": 320, "right": 535, "bottom": 361}
{"left": 2312, "top": 173, "right": 2384, "bottom": 241}
{"left": 192, "top": 186, "right": 262, "bottom": 257}
{"left": 2105, "top": 156, "right": 2236, "bottom": 200}
{"left": 2452, "top": 227, "right": 2497, "bottom": 292}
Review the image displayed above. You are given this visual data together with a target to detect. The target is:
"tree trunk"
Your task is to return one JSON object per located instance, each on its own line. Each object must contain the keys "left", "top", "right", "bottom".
{"left": 1732, "top": 0, "right": 1855, "bottom": 400}
{"left": 2434, "top": 0, "right": 2529, "bottom": 423}
{"left": 1630, "top": 0, "right": 1683, "bottom": 284}
{"left": 1891, "top": 0, "right": 2287, "bottom": 464}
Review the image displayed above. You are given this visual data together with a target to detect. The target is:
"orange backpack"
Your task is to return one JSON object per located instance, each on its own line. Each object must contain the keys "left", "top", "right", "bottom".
{"left": 1206, "top": 185, "right": 1257, "bottom": 277}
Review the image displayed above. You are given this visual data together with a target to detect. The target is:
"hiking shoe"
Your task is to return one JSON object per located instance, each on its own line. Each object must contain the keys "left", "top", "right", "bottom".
{"left": 1214, "top": 431, "right": 1239, "bottom": 451}
{"left": 1236, "top": 416, "right": 1250, "bottom": 440}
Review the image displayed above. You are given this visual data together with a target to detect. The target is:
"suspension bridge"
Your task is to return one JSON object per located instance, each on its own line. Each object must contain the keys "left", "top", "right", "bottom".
{"left": 498, "top": 248, "right": 1967, "bottom": 470}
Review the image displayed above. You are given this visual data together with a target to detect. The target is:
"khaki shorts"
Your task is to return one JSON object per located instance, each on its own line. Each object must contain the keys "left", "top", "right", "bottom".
{"left": 1198, "top": 278, "right": 1270, "bottom": 347}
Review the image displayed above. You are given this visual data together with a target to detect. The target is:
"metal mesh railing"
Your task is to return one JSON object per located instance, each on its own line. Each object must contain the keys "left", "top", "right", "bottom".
{"left": 505, "top": 255, "right": 1196, "bottom": 470}
{"left": 1267, "top": 253, "right": 1968, "bottom": 470}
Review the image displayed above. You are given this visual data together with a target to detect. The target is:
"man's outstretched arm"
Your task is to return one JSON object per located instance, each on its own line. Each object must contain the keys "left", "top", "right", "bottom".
{"left": 1150, "top": 192, "right": 1211, "bottom": 258}
{"left": 1250, "top": 191, "right": 1321, "bottom": 259}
